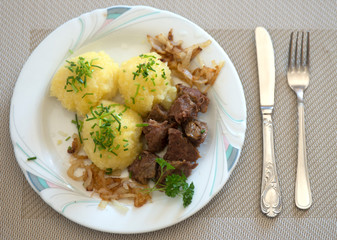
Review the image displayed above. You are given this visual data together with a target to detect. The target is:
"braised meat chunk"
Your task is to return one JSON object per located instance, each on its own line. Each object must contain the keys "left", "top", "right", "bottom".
{"left": 147, "top": 104, "right": 168, "bottom": 122}
{"left": 169, "top": 94, "right": 198, "bottom": 124}
{"left": 176, "top": 84, "right": 209, "bottom": 113}
{"left": 143, "top": 119, "right": 171, "bottom": 153}
{"left": 164, "top": 128, "right": 200, "bottom": 162}
{"left": 128, "top": 151, "right": 158, "bottom": 185}
{"left": 183, "top": 119, "right": 208, "bottom": 146}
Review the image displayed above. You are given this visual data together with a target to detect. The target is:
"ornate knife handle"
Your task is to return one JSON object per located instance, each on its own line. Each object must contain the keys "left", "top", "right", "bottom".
{"left": 260, "top": 107, "right": 282, "bottom": 217}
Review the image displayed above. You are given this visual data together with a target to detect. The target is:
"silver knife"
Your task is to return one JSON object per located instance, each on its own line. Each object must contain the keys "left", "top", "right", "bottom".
{"left": 255, "top": 27, "right": 282, "bottom": 217}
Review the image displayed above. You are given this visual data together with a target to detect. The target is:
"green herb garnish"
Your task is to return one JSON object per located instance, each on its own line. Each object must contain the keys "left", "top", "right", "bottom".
{"left": 161, "top": 69, "right": 167, "bottom": 79}
{"left": 200, "top": 129, "right": 206, "bottom": 134}
{"left": 64, "top": 57, "right": 103, "bottom": 93}
{"left": 130, "top": 83, "right": 141, "bottom": 104}
{"left": 145, "top": 158, "right": 195, "bottom": 207}
{"left": 132, "top": 55, "right": 157, "bottom": 80}
{"left": 72, "top": 114, "right": 83, "bottom": 143}
{"left": 86, "top": 104, "right": 124, "bottom": 155}
{"left": 82, "top": 92, "right": 94, "bottom": 98}
{"left": 105, "top": 168, "right": 112, "bottom": 175}
{"left": 27, "top": 156, "right": 37, "bottom": 161}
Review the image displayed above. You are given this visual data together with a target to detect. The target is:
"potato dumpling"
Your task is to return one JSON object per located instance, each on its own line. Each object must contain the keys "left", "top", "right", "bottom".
{"left": 50, "top": 51, "right": 119, "bottom": 116}
{"left": 118, "top": 52, "right": 177, "bottom": 117}
{"left": 82, "top": 100, "right": 143, "bottom": 170}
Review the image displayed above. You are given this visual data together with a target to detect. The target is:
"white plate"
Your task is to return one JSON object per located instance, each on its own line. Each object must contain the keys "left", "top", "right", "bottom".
{"left": 10, "top": 5, "right": 246, "bottom": 233}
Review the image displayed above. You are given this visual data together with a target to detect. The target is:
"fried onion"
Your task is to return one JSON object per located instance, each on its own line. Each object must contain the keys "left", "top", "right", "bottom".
{"left": 66, "top": 135, "right": 151, "bottom": 208}
{"left": 147, "top": 29, "right": 224, "bottom": 93}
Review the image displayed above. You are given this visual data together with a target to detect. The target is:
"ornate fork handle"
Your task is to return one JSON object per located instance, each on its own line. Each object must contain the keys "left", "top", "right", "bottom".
{"left": 260, "top": 108, "right": 282, "bottom": 217}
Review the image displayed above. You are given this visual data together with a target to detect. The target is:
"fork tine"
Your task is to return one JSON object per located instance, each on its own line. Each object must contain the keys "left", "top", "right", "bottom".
{"left": 288, "top": 32, "right": 294, "bottom": 68}
{"left": 307, "top": 32, "right": 310, "bottom": 68}
{"left": 300, "top": 32, "right": 304, "bottom": 66}
{"left": 294, "top": 32, "right": 299, "bottom": 67}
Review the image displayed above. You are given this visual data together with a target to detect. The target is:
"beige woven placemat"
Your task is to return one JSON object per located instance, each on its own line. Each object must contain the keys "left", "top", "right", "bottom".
{"left": 1, "top": 0, "right": 337, "bottom": 239}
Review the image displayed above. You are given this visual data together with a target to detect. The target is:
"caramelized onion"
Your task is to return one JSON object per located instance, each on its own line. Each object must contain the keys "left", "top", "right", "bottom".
{"left": 67, "top": 156, "right": 151, "bottom": 207}
{"left": 147, "top": 29, "right": 223, "bottom": 93}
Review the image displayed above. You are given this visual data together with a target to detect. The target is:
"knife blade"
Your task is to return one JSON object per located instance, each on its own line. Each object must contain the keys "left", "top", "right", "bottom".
{"left": 255, "top": 27, "right": 282, "bottom": 217}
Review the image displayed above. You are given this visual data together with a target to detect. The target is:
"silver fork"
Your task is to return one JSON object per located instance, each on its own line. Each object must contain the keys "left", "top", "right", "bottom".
{"left": 287, "top": 31, "right": 312, "bottom": 209}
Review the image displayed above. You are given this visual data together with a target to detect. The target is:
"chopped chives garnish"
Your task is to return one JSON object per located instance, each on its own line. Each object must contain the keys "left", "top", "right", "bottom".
{"left": 73, "top": 114, "right": 83, "bottom": 143}
{"left": 91, "top": 64, "right": 103, "bottom": 69}
{"left": 123, "top": 148, "right": 129, "bottom": 151}
{"left": 201, "top": 129, "right": 206, "bottom": 133}
{"left": 123, "top": 143, "right": 129, "bottom": 148}
{"left": 151, "top": 78, "right": 156, "bottom": 86}
{"left": 27, "top": 156, "right": 37, "bottom": 161}
{"left": 161, "top": 69, "right": 167, "bottom": 79}
{"left": 65, "top": 136, "right": 71, "bottom": 141}
{"left": 111, "top": 113, "right": 121, "bottom": 131}
{"left": 122, "top": 105, "right": 130, "bottom": 113}
{"left": 123, "top": 139, "right": 128, "bottom": 142}
{"left": 82, "top": 92, "right": 94, "bottom": 98}
{"left": 131, "top": 83, "right": 141, "bottom": 103}
{"left": 136, "top": 123, "right": 149, "bottom": 127}
{"left": 86, "top": 104, "right": 126, "bottom": 155}
{"left": 139, "top": 54, "right": 156, "bottom": 58}
{"left": 64, "top": 57, "right": 103, "bottom": 93}
{"left": 132, "top": 55, "right": 157, "bottom": 80}
{"left": 105, "top": 168, "right": 112, "bottom": 175}
{"left": 150, "top": 89, "right": 156, "bottom": 92}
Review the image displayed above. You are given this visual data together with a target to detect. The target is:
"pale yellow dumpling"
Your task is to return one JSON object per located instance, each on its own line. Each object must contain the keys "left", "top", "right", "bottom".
{"left": 118, "top": 52, "right": 177, "bottom": 117}
{"left": 50, "top": 51, "right": 119, "bottom": 116}
{"left": 82, "top": 100, "right": 143, "bottom": 170}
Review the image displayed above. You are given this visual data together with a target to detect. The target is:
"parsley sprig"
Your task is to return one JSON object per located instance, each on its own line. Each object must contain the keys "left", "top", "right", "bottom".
{"left": 146, "top": 158, "right": 195, "bottom": 207}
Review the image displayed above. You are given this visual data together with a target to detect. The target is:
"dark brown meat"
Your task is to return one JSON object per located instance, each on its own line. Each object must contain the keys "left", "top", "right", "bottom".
{"left": 147, "top": 104, "right": 168, "bottom": 122}
{"left": 176, "top": 84, "right": 209, "bottom": 113}
{"left": 168, "top": 94, "right": 198, "bottom": 124}
{"left": 128, "top": 151, "right": 158, "bottom": 185}
{"left": 143, "top": 120, "right": 171, "bottom": 153}
{"left": 183, "top": 119, "right": 208, "bottom": 146}
{"left": 164, "top": 128, "right": 200, "bottom": 162}
{"left": 156, "top": 160, "right": 198, "bottom": 184}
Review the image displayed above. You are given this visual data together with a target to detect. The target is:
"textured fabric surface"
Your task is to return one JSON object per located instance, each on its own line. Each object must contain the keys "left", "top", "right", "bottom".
{"left": 1, "top": 0, "right": 337, "bottom": 239}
